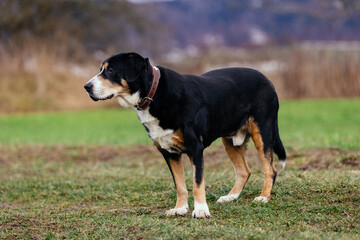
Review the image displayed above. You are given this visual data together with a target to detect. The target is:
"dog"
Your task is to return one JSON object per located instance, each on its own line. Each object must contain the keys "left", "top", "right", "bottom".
{"left": 84, "top": 52, "right": 286, "bottom": 218}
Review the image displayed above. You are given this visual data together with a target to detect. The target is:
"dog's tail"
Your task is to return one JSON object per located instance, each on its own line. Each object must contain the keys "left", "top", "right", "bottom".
{"left": 274, "top": 117, "right": 287, "bottom": 169}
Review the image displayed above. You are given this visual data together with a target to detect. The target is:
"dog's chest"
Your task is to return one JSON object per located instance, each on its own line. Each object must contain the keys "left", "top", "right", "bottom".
{"left": 136, "top": 109, "right": 183, "bottom": 153}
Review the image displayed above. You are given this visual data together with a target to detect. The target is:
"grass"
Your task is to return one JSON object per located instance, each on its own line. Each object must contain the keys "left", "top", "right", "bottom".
{"left": 0, "top": 99, "right": 359, "bottom": 149}
{"left": 0, "top": 99, "right": 359, "bottom": 239}
{"left": 0, "top": 146, "right": 359, "bottom": 239}
{"left": 0, "top": 108, "right": 150, "bottom": 146}
{"left": 279, "top": 99, "right": 360, "bottom": 150}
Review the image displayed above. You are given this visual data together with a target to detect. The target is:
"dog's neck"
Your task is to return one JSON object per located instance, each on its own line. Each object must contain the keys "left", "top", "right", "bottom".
{"left": 137, "top": 65, "right": 160, "bottom": 110}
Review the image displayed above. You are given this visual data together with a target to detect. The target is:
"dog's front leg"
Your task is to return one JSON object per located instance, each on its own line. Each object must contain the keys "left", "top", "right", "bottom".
{"left": 163, "top": 153, "right": 188, "bottom": 216}
{"left": 189, "top": 145, "right": 211, "bottom": 219}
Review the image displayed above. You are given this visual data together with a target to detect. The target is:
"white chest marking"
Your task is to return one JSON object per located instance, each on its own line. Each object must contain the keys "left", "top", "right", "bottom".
{"left": 136, "top": 109, "right": 178, "bottom": 153}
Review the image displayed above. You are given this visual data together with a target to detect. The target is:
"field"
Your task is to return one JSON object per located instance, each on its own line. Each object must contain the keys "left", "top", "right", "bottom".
{"left": 0, "top": 99, "right": 359, "bottom": 239}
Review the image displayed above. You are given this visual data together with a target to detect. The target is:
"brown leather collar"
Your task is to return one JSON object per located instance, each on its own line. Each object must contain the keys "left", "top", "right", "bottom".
{"left": 136, "top": 65, "right": 160, "bottom": 110}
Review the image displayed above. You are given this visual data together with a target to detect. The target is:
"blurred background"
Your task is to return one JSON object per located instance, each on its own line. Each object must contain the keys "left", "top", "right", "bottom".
{"left": 0, "top": 0, "right": 360, "bottom": 113}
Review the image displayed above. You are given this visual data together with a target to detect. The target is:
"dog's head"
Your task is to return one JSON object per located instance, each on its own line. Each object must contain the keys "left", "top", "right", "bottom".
{"left": 84, "top": 52, "right": 152, "bottom": 108}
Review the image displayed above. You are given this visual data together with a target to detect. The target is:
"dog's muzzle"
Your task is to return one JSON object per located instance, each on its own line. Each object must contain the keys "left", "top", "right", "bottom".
{"left": 84, "top": 82, "right": 114, "bottom": 101}
{"left": 84, "top": 82, "right": 98, "bottom": 101}
{"left": 84, "top": 82, "right": 93, "bottom": 93}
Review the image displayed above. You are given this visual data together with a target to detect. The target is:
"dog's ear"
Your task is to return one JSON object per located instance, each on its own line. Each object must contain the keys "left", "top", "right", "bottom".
{"left": 144, "top": 58, "right": 150, "bottom": 68}
{"left": 125, "top": 54, "right": 149, "bottom": 82}
{"left": 125, "top": 56, "right": 139, "bottom": 82}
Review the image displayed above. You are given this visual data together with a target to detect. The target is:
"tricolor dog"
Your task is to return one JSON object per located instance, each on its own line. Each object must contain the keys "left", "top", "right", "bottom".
{"left": 84, "top": 52, "right": 286, "bottom": 218}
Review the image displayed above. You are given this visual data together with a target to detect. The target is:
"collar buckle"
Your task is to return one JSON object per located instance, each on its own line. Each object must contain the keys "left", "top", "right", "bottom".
{"left": 142, "top": 97, "right": 153, "bottom": 102}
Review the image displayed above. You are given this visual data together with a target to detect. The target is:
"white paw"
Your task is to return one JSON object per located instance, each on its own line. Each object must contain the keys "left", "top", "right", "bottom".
{"left": 216, "top": 193, "right": 240, "bottom": 203}
{"left": 165, "top": 205, "right": 188, "bottom": 216}
{"left": 192, "top": 202, "right": 211, "bottom": 218}
{"left": 253, "top": 196, "right": 269, "bottom": 203}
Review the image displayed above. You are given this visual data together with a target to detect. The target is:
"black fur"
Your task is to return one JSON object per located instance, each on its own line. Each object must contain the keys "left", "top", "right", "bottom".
{"left": 90, "top": 52, "right": 286, "bottom": 187}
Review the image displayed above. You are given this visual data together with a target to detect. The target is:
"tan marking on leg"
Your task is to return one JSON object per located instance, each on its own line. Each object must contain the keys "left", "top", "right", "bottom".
{"left": 250, "top": 119, "right": 275, "bottom": 202}
{"left": 165, "top": 157, "right": 188, "bottom": 216}
{"left": 250, "top": 119, "right": 263, "bottom": 151}
{"left": 259, "top": 151, "right": 275, "bottom": 198}
{"left": 172, "top": 129, "right": 185, "bottom": 150}
{"left": 192, "top": 165, "right": 206, "bottom": 204}
{"left": 217, "top": 137, "right": 251, "bottom": 203}
{"left": 271, "top": 154, "right": 277, "bottom": 185}
{"left": 171, "top": 158, "right": 188, "bottom": 208}
{"left": 153, "top": 140, "right": 161, "bottom": 149}
{"left": 191, "top": 165, "right": 210, "bottom": 218}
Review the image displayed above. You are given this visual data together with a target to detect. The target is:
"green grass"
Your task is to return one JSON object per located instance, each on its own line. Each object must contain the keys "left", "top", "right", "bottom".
{"left": 0, "top": 147, "right": 359, "bottom": 239}
{"left": 0, "top": 99, "right": 359, "bottom": 149}
{"left": 279, "top": 99, "right": 360, "bottom": 150}
{"left": 0, "top": 99, "right": 359, "bottom": 239}
{"left": 0, "top": 109, "right": 151, "bottom": 146}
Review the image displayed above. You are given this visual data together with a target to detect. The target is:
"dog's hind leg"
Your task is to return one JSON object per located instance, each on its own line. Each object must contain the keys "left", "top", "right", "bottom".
{"left": 250, "top": 119, "right": 277, "bottom": 203}
{"left": 163, "top": 154, "right": 189, "bottom": 216}
{"left": 217, "top": 137, "right": 251, "bottom": 203}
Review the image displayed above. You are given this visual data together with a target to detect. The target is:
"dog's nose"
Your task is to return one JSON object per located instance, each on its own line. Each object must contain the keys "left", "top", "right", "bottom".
{"left": 84, "top": 82, "right": 93, "bottom": 92}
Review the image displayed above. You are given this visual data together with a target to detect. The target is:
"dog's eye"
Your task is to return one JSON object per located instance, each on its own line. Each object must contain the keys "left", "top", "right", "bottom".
{"left": 106, "top": 67, "right": 113, "bottom": 74}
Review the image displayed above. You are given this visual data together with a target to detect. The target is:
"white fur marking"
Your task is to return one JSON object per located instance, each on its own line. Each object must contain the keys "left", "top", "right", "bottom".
{"left": 253, "top": 196, "right": 269, "bottom": 203}
{"left": 116, "top": 91, "right": 141, "bottom": 109}
{"left": 279, "top": 159, "right": 287, "bottom": 169}
{"left": 232, "top": 131, "right": 246, "bottom": 146}
{"left": 136, "top": 108, "right": 178, "bottom": 152}
{"left": 192, "top": 201, "right": 210, "bottom": 218}
{"left": 165, "top": 204, "right": 188, "bottom": 216}
{"left": 216, "top": 193, "right": 240, "bottom": 203}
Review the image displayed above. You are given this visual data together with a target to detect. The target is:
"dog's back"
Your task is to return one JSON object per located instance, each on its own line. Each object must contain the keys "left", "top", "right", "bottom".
{"left": 178, "top": 68, "right": 280, "bottom": 144}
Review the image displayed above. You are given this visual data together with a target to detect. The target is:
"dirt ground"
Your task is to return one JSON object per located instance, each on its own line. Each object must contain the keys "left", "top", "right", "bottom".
{"left": 0, "top": 145, "right": 358, "bottom": 171}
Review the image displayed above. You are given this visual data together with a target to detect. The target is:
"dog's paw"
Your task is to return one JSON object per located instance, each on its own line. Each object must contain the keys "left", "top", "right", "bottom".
{"left": 192, "top": 202, "right": 211, "bottom": 219}
{"left": 216, "top": 193, "right": 240, "bottom": 203}
{"left": 165, "top": 205, "right": 188, "bottom": 216}
{"left": 253, "top": 196, "right": 269, "bottom": 203}
{"left": 192, "top": 209, "right": 211, "bottom": 219}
